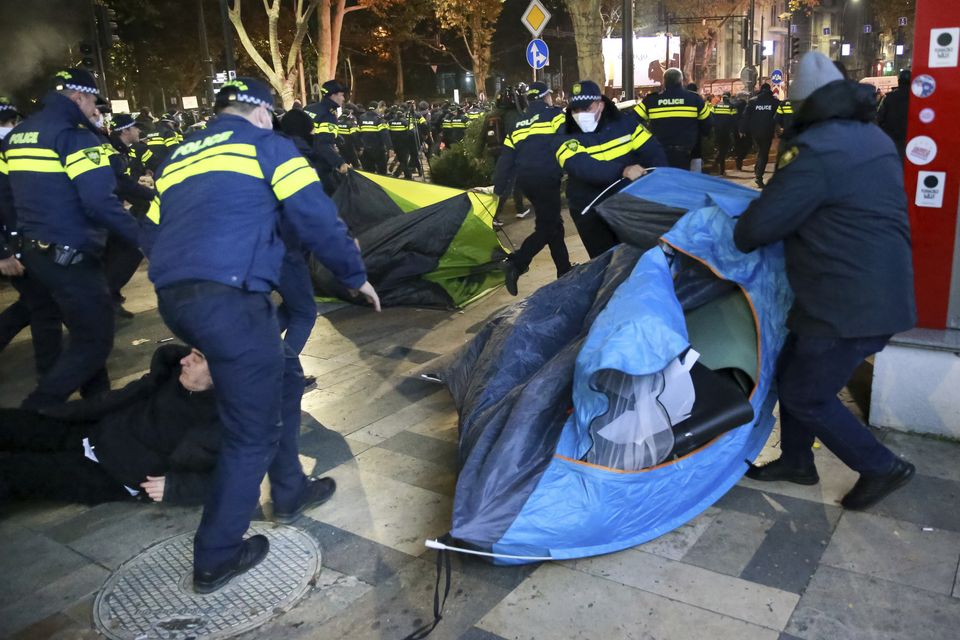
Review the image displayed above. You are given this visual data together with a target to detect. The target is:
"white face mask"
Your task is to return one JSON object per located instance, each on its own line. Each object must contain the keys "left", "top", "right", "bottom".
{"left": 93, "top": 115, "right": 105, "bottom": 130}
{"left": 0, "top": 126, "right": 13, "bottom": 140}
{"left": 574, "top": 110, "right": 599, "bottom": 133}
{"left": 336, "top": 107, "right": 343, "bottom": 118}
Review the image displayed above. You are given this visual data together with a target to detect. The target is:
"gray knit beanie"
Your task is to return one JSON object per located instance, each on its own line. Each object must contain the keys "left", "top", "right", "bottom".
{"left": 791, "top": 51, "right": 845, "bottom": 101}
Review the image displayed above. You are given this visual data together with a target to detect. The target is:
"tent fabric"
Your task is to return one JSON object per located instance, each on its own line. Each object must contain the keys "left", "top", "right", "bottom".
{"left": 442, "top": 168, "right": 793, "bottom": 564}
{"left": 309, "top": 171, "right": 507, "bottom": 309}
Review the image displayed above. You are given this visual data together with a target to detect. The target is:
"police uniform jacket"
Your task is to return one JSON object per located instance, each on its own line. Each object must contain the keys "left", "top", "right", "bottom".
{"left": 387, "top": 113, "right": 415, "bottom": 146}
{"left": 493, "top": 99, "right": 565, "bottom": 194}
{"left": 336, "top": 112, "right": 361, "bottom": 165}
{"left": 740, "top": 88, "right": 779, "bottom": 139}
{"left": 108, "top": 132, "right": 156, "bottom": 214}
{"left": 441, "top": 113, "right": 470, "bottom": 145}
{"left": 636, "top": 85, "right": 712, "bottom": 150}
{"left": 357, "top": 112, "right": 392, "bottom": 152}
{"left": 734, "top": 80, "right": 916, "bottom": 338}
{"left": 146, "top": 113, "right": 366, "bottom": 293}
{"left": 144, "top": 122, "right": 181, "bottom": 172}
{"left": 556, "top": 106, "right": 667, "bottom": 216}
{"left": 0, "top": 92, "right": 139, "bottom": 255}
{"left": 306, "top": 96, "right": 346, "bottom": 173}
{"left": 712, "top": 100, "right": 739, "bottom": 134}
{"left": 774, "top": 100, "right": 795, "bottom": 133}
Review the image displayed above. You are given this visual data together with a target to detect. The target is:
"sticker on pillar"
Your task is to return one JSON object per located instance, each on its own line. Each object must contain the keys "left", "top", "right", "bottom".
{"left": 911, "top": 74, "right": 936, "bottom": 98}
{"left": 906, "top": 135, "right": 938, "bottom": 166}
{"left": 920, "top": 108, "right": 936, "bottom": 124}
{"left": 916, "top": 171, "right": 946, "bottom": 208}
{"left": 929, "top": 28, "right": 959, "bottom": 68}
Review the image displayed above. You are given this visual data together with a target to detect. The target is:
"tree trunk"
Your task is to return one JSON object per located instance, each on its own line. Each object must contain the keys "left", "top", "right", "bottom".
{"left": 394, "top": 44, "right": 404, "bottom": 101}
{"left": 317, "top": 0, "right": 332, "bottom": 81}
{"left": 564, "top": 0, "right": 604, "bottom": 84}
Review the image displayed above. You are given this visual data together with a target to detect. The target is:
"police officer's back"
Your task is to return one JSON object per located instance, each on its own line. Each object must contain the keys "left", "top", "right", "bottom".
{"left": 635, "top": 68, "right": 711, "bottom": 169}
{"left": 303, "top": 80, "right": 350, "bottom": 192}
{"left": 356, "top": 102, "right": 392, "bottom": 174}
{"left": 741, "top": 83, "right": 779, "bottom": 186}
{"left": 711, "top": 93, "right": 738, "bottom": 175}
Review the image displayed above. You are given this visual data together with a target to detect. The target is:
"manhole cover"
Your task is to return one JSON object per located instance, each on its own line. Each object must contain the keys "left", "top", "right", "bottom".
{"left": 93, "top": 522, "right": 320, "bottom": 639}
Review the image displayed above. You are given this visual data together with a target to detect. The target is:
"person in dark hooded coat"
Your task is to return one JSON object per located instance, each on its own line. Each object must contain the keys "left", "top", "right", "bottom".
{"left": 734, "top": 52, "right": 916, "bottom": 512}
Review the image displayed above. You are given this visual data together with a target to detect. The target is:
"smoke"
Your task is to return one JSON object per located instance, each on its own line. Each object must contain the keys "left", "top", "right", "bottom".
{"left": 0, "top": 0, "right": 87, "bottom": 96}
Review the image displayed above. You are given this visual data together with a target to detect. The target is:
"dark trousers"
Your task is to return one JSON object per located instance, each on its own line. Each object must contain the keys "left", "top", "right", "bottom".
{"left": 2, "top": 277, "right": 64, "bottom": 376}
{"left": 0, "top": 408, "right": 129, "bottom": 503}
{"left": 753, "top": 135, "right": 774, "bottom": 180}
{"left": 513, "top": 177, "right": 571, "bottom": 277}
{"left": 157, "top": 282, "right": 306, "bottom": 572}
{"left": 103, "top": 233, "right": 143, "bottom": 303}
{"left": 361, "top": 148, "right": 387, "bottom": 175}
{"left": 19, "top": 248, "right": 113, "bottom": 410}
{"left": 513, "top": 184, "right": 525, "bottom": 212}
{"left": 392, "top": 139, "right": 414, "bottom": 180}
{"left": 735, "top": 134, "right": 753, "bottom": 165}
{"left": 777, "top": 333, "right": 898, "bottom": 476}
{"left": 663, "top": 145, "right": 694, "bottom": 170}
{"left": 714, "top": 130, "right": 733, "bottom": 174}
{"left": 570, "top": 193, "right": 620, "bottom": 260}
{"left": 277, "top": 250, "right": 316, "bottom": 356}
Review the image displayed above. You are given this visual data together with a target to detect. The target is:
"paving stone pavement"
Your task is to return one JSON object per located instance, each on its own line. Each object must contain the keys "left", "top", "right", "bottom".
{"left": 2, "top": 199, "right": 959, "bottom": 640}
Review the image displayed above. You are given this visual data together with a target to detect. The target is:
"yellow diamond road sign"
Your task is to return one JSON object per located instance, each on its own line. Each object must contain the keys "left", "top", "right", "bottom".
{"left": 522, "top": 0, "right": 552, "bottom": 39}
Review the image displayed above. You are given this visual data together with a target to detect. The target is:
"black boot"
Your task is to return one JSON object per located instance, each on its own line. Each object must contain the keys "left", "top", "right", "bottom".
{"left": 193, "top": 534, "right": 269, "bottom": 594}
{"left": 841, "top": 459, "right": 915, "bottom": 510}
{"left": 745, "top": 457, "right": 819, "bottom": 485}
{"left": 501, "top": 258, "right": 521, "bottom": 296}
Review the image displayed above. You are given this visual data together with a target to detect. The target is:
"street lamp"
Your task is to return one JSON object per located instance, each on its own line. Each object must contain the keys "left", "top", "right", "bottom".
{"left": 837, "top": 0, "right": 861, "bottom": 61}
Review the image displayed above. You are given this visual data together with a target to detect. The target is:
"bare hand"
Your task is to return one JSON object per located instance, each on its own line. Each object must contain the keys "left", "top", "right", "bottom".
{"left": 354, "top": 281, "right": 381, "bottom": 312}
{"left": 338, "top": 163, "right": 349, "bottom": 174}
{"left": 140, "top": 475, "right": 166, "bottom": 502}
{"left": 0, "top": 256, "right": 24, "bottom": 277}
{"left": 138, "top": 175, "right": 155, "bottom": 189}
{"left": 622, "top": 165, "right": 647, "bottom": 181}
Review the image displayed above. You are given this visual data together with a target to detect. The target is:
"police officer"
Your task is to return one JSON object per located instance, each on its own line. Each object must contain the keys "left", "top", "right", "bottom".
{"left": 104, "top": 114, "right": 157, "bottom": 317}
{"left": 635, "top": 69, "right": 711, "bottom": 169}
{"left": 556, "top": 80, "right": 667, "bottom": 258}
{"left": 337, "top": 103, "right": 362, "bottom": 168}
{"left": 303, "top": 80, "right": 350, "bottom": 193}
{"left": 441, "top": 105, "right": 469, "bottom": 147}
{"left": 146, "top": 78, "right": 380, "bottom": 593}
{"left": 712, "top": 93, "right": 738, "bottom": 176}
{"left": 493, "top": 82, "right": 570, "bottom": 295}
{"left": 740, "top": 83, "right": 779, "bottom": 187}
{"left": 732, "top": 92, "right": 753, "bottom": 171}
{"left": 0, "top": 68, "right": 141, "bottom": 409}
{"left": 387, "top": 105, "right": 416, "bottom": 180}
{"left": 357, "top": 101, "right": 392, "bottom": 174}
{"left": 736, "top": 52, "right": 915, "bottom": 510}
{"left": 143, "top": 112, "right": 182, "bottom": 172}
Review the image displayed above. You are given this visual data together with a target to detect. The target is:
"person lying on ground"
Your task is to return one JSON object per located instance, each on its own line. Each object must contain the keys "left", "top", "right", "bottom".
{"left": 0, "top": 344, "right": 220, "bottom": 506}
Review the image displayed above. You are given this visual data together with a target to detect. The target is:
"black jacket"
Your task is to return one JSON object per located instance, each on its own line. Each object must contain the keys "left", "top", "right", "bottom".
{"left": 740, "top": 87, "right": 779, "bottom": 139}
{"left": 734, "top": 80, "right": 916, "bottom": 338}
{"left": 877, "top": 86, "right": 910, "bottom": 157}
{"left": 49, "top": 344, "right": 220, "bottom": 505}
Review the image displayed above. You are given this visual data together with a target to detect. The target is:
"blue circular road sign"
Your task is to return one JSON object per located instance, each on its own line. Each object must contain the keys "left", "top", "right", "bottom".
{"left": 526, "top": 39, "right": 549, "bottom": 70}
{"left": 771, "top": 69, "right": 784, "bottom": 85}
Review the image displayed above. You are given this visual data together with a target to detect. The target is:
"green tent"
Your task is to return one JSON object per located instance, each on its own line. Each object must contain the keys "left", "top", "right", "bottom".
{"left": 310, "top": 171, "right": 508, "bottom": 308}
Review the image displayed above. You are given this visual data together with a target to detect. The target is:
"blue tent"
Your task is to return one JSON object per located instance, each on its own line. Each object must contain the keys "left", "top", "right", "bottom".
{"left": 440, "top": 169, "right": 793, "bottom": 564}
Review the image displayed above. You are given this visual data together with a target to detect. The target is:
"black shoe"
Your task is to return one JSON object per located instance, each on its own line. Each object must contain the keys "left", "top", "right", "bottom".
{"left": 841, "top": 459, "right": 915, "bottom": 510}
{"left": 745, "top": 457, "right": 820, "bottom": 485}
{"left": 502, "top": 259, "right": 521, "bottom": 296}
{"left": 273, "top": 477, "right": 337, "bottom": 524}
{"left": 303, "top": 375, "right": 317, "bottom": 390}
{"left": 193, "top": 534, "right": 269, "bottom": 594}
{"left": 755, "top": 177, "right": 765, "bottom": 189}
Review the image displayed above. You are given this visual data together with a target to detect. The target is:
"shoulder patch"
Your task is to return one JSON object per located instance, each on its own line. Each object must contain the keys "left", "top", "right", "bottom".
{"left": 83, "top": 148, "right": 101, "bottom": 164}
{"left": 777, "top": 146, "right": 799, "bottom": 170}
{"left": 564, "top": 139, "right": 580, "bottom": 152}
{"left": 572, "top": 83, "right": 582, "bottom": 96}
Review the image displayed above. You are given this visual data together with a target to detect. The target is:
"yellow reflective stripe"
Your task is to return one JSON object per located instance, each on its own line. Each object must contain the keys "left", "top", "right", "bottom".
{"left": 510, "top": 121, "right": 558, "bottom": 144}
{"left": 146, "top": 196, "right": 161, "bottom": 224}
{"left": 634, "top": 104, "right": 649, "bottom": 119}
{"left": 504, "top": 136, "right": 515, "bottom": 149}
{"left": 0, "top": 156, "right": 7, "bottom": 176}
{"left": 5, "top": 147, "right": 60, "bottom": 159}
{"left": 697, "top": 104, "right": 711, "bottom": 120}
{"left": 377, "top": 123, "right": 388, "bottom": 131}
{"left": 64, "top": 148, "right": 111, "bottom": 179}
{"left": 164, "top": 137, "right": 179, "bottom": 147}
{"left": 142, "top": 149, "right": 154, "bottom": 163}
{"left": 316, "top": 122, "right": 338, "bottom": 134}
{"left": 648, "top": 105, "right": 698, "bottom": 113}
{"left": 271, "top": 157, "right": 310, "bottom": 186}
{"left": 8, "top": 158, "right": 65, "bottom": 173}
{"left": 648, "top": 110, "right": 699, "bottom": 119}
{"left": 551, "top": 113, "right": 566, "bottom": 132}
{"left": 272, "top": 166, "right": 319, "bottom": 200}
{"left": 156, "top": 155, "right": 263, "bottom": 193}
{"left": 162, "top": 144, "right": 257, "bottom": 176}
{"left": 358, "top": 125, "right": 380, "bottom": 132}
{"left": 556, "top": 143, "right": 586, "bottom": 167}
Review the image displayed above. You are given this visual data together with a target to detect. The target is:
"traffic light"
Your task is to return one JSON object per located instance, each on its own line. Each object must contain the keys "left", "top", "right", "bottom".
{"left": 741, "top": 19, "right": 750, "bottom": 50}
{"left": 96, "top": 4, "right": 120, "bottom": 50}
{"left": 791, "top": 36, "right": 801, "bottom": 59}
{"left": 79, "top": 42, "right": 96, "bottom": 71}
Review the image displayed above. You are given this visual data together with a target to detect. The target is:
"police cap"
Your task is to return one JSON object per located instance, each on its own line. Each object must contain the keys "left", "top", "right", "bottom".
{"left": 111, "top": 113, "right": 139, "bottom": 131}
{"left": 0, "top": 97, "right": 20, "bottom": 121}
{"left": 216, "top": 77, "right": 275, "bottom": 110}
{"left": 321, "top": 79, "right": 348, "bottom": 96}
{"left": 51, "top": 68, "right": 102, "bottom": 100}
{"left": 569, "top": 80, "right": 602, "bottom": 107}
{"left": 526, "top": 81, "right": 552, "bottom": 99}
{"left": 368, "top": 100, "right": 380, "bottom": 110}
